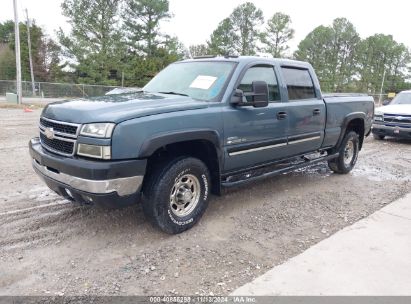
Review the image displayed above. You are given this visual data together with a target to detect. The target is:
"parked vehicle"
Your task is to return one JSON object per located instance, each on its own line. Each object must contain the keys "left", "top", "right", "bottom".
{"left": 29, "top": 56, "right": 374, "bottom": 234}
{"left": 373, "top": 90, "right": 411, "bottom": 140}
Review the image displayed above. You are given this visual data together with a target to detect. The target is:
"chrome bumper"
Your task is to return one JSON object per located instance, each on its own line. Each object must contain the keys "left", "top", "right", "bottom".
{"left": 372, "top": 124, "right": 410, "bottom": 131}
{"left": 32, "top": 159, "right": 143, "bottom": 196}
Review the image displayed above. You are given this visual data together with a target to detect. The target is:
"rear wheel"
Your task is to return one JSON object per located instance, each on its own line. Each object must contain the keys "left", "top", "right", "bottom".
{"left": 373, "top": 134, "right": 385, "bottom": 140}
{"left": 142, "top": 157, "right": 210, "bottom": 234}
{"left": 328, "top": 131, "right": 359, "bottom": 174}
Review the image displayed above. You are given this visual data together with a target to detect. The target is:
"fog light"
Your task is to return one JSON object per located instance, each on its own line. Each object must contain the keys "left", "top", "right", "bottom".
{"left": 65, "top": 188, "right": 74, "bottom": 199}
{"left": 77, "top": 144, "right": 111, "bottom": 159}
{"left": 83, "top": 195, "right": 93, "bottom": 203}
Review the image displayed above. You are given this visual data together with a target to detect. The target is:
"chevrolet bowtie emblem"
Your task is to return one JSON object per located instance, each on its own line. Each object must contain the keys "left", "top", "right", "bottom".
{"left": 45, "top": 127, "right": 55, "bottom": 140}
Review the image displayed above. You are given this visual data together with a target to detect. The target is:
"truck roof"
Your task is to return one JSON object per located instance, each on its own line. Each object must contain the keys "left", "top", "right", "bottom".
{"left": 182, "top": 56, "right": 312, "bottom": 69}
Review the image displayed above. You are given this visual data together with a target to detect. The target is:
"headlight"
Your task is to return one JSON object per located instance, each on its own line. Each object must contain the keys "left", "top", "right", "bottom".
{"left": 80, "top": 123, "right": 115, "bottom": 138}
{"left": 374, "top": 112, "right": 383, "bottom": 121}
{"left": 77, "top": 144, "right": 111, "bottom": 159}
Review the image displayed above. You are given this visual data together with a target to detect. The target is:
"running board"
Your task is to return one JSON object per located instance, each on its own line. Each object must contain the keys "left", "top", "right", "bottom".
{"left": 221, "top": 153, "right": 339, "bottom": 188}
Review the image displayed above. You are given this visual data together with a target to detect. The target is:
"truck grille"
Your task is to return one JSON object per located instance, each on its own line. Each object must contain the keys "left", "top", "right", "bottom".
{"left": 40, "top": 117, "right": 78, "bottom": 135}
{"left": 40, "top": 133, "right": 75, "bottom": 155}
{"left": 383, "top": 114, "right": 411, "bottom": 127}
{"left": 39, "top": 117, "right": 80, "bottom": 156}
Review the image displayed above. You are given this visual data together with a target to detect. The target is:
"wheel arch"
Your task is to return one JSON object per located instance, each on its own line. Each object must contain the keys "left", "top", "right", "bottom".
{"left": 335, "top": 113, "right": 366, "bottom": 151}
{"left": 140, "top": 130, "right": 223, "bottom": 195}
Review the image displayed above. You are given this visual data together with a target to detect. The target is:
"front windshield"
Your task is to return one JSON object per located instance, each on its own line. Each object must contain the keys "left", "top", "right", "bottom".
{"left": 143, "top": 61, "right": 236, "bottom": 101}
{"left": 391, "top": 92, "right": 411, "bottom": 105}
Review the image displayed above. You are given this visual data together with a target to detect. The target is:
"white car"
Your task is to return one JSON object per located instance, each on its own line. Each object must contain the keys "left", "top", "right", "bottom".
{"left": 372, "top": 90, "right": 411, "bottom": 140}
{"left": 105, "top": 87, "right": 141, "bottom": 95}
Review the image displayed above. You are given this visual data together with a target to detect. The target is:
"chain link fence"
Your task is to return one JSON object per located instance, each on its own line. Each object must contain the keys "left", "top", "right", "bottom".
{"left": 0, "top": 80, "right": 119, "bottom": 99}
{"left": 0, "top": 80, "right": 391, "bottom": 107}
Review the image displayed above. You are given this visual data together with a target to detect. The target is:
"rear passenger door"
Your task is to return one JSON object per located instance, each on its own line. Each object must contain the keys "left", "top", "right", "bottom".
{"left": 280, "top": 66, "right": 325, "bottom": 155}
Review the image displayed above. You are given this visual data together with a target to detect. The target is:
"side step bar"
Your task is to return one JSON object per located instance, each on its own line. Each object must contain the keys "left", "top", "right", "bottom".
{"left": 221, "top": 153, "right": 339, "bottom": 188}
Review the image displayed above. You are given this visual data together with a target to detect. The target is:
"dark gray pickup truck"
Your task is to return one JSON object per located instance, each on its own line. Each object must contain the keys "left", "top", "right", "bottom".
{"left": 29, "top": 56, "right": 374, "bottom": 234}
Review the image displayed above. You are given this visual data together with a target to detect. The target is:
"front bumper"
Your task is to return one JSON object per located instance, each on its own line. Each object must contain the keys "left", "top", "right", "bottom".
{"left": 29, "top": 137, "right": 147, "bottom": 208}
{"left": 372, "top": 124, "right": 411, "bottom": 139}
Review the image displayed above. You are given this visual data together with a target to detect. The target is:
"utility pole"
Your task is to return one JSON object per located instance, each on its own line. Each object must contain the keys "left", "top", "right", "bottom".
{"left": 378, "top": 70, "right": 386, "bottom": 106}
{"left": 25, "top": 8, "right": 36, "bottom": 96}
{"left": 121, "top": 71, "right": 124, "bottom": 87}
{"left": 13, "top": 0, "right": 22, "bottom": 104}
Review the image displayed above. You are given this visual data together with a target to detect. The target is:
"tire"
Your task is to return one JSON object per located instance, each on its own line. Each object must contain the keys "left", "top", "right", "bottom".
{"left": 142, "top": 157, "right": 210, "bottom": 234}
{"left": 373, "top": 134, "right": 385, "bottom": 140}
{"left": 328, "top": 131, "right": 359, "bottom": 174}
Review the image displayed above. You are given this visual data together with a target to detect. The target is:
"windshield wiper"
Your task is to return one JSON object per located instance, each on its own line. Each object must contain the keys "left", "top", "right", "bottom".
{"left": 157, "top": 91, "right": 189, "bottom": 97}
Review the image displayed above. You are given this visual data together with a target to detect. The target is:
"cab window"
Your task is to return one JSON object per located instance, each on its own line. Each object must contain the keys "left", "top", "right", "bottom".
{"left": 281, "top": 67, "right": 316, "bottom": 100}
{"left": 238, "top": 66, "right": 280, "bottom": 102}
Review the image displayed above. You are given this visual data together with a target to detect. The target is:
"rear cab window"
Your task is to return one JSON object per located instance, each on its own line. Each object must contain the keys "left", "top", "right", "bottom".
{"left": 281, "top": 67, "right": 316, "bottom": 100}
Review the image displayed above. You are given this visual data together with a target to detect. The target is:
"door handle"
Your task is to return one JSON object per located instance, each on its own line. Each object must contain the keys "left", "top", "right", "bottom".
{"left": 277, "top": 111, "right": 288, "bottom": 120}
{"left": 313, "top": 109, "right": 321, "bottom": 116}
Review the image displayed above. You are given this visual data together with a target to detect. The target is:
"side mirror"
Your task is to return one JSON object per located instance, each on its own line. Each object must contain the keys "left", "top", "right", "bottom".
{"left": 231, "top": 81, "right": 269, "bottom": 108}
{"left": 382, "top": 99, "right": 391, "bottom": 106}
{"left": 250, "top": 81, "right": 269, "bottom": 108}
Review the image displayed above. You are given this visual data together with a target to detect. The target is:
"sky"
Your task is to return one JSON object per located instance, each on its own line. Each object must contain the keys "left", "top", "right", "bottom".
{"left": 1, "top": 0, "right": 411, "bottom": 52}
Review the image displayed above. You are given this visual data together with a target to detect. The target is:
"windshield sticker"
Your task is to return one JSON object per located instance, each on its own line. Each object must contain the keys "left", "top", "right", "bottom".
{"left": 189, "top": 75, "right": 217, "bottom": 90}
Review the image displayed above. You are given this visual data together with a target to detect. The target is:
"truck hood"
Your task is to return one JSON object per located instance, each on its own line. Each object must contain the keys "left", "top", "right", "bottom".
{"left": 41, "top": 92, "right": 209, "bottom": 124}
{"left": 375, "top": 104, "right": 411, "bottom": 116}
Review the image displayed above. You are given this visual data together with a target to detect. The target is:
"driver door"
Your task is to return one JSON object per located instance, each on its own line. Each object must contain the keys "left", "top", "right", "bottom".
{"left": 223, "top": 65, "right": 289, "bottom": 172}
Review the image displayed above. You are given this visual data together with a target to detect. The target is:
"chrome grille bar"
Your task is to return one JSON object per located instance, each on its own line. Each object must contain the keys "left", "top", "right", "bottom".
{"left": 38, "top": 117, "right": 81, "bottom": 156}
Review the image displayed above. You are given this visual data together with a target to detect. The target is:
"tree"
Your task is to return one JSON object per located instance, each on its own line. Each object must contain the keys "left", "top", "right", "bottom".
{"left": 58, "top": 0, "right": 124, "bottom": 85}
{"left": 1, "top": 20, "right": 64, "bottom": 82}
{"left": 0, "top": 21, "right": 16, "bottom": 80}
{"left": 0, "top": 44, "right": 15, "bottom": 80}
{"left": 122, "top": 35, "right": 186, "bottom": 87}
{"left": 122, "top": 0, "right": 171, "bottom": 57}
{"left": 207, "top": 18, "right": 236, "bottom": 55}
{"left": 261, "top": 12, "right": 294, "bottom": 58}
{"left": 189, "top": 44, "right": 209, "bottom": 57}
{"left": 229, "top": 2, "right": 264, "bottom": 55}
{"left": 356, "top": 34, "right": 411, "bottom": 93}
{"left": 36, "top": 37, "right": 65, "bottom": 82}
{"left": 295, "top": 18, "right": 360, "bottom": 92}
{"left": 294, "top": 25, "right": 335, "bottom": 91}
{"left": 0, "top": 21, "right": 14, "bottom": 44}
{"left": 208, "top": 2, "right": 263, "bottom": 56}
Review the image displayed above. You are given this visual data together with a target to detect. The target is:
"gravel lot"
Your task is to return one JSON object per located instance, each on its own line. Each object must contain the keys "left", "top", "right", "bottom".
{"left": 0, "top": 108, "right": 410, "bottom": 296}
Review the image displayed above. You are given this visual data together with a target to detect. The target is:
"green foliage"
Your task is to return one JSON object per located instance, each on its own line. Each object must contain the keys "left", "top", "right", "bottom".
{"left": 208, "top": 18, "right": 236, "bottom": 55}
{"left": 295, "top": 18, "right": 410, "bottom": 93}
{"left": 0, "top": 20, "right": 64, "bottom": 82}
{"left": 0, "top": 44, "right": 15, "bottom": 79}
{"left": 208, "top": 2, "right": 263, "bottom": 56}
{"left": 295, "top": 18, "right": 361, "bottom": 92}
{"left": 356, "top": 34, "right": 411, "bottom": 93}
{"left": 2, "top": 2, "right": 410, "bottom": 93}
{"left": 59, "top": 0, "right": 125, "bottom": 85}
{"left": 0, "top": 21, "right": 14, "bottom": 43}
{"left": 189, "top": 44, "right": 209, "bottom": 57}
{"left": 261, "top": 12, "right": 294, "bottom": 58}
{"left": 123, "top": 35, "right": 186, "bottom": 87}
{"left": 122, "top": 0, "right": 171, "bottom": 57}
{"left": 58, "top": 0, "right": 185, "bottom": 86}
{"left": 230, "top": 2, "right": 264, "bottom": 55}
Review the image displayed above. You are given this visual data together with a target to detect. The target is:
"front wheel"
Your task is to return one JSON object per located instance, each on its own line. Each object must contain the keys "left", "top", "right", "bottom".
{"left": 142, "top": 157, "right": 210, "bottom": 234}
{"left": 328, "top": 131, "right": 359, "bottom": 174}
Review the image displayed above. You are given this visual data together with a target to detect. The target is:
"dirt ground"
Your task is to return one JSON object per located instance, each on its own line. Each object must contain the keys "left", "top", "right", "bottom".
{"left": 0, "top": 108, "right": 410, "bottom": 296}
